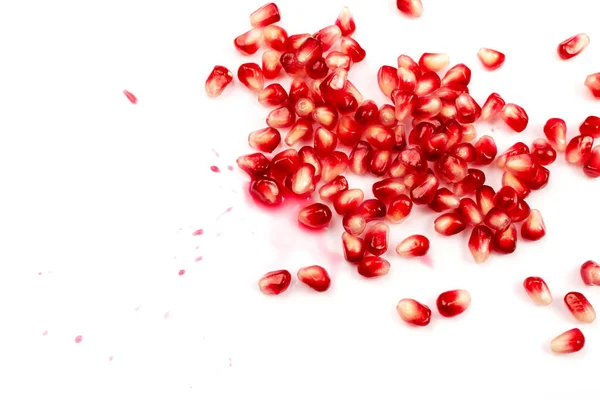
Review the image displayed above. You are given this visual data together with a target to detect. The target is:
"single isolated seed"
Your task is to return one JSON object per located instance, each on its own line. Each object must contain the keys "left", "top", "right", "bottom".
{"left": 396, "top": 234, "right": 430, "bottom": 258}
{"left": 477, "top": 48, "right": 505, "bottom": 70}
{"left": 297, "top": 265, "right": 331, "bottom": 292}
{"left": 501, "top": 103, "right": 529, "bottom": 132}
{"left": 396, "top": 0, "right": 423, "bottom": 18}
{"left": 357, "top": 256, "right": 391, "bottom": 278}
{"left": 396, "top": 299, "right": 431, "bottom": 326}
{"left": 585, "top": 73, "right": 600, "bottom": 98}
{"left": 557, "top": 33, "right": 590, "bottom": 60}
{"left": 521, "top": 209, "right": 546, "bottom": 241}
{"left": 544, "top": 118, "right": 567, "bottom": 151}
{"left": 434, "top": 212, "right": 466, "bottom": 236}
{"left": 335, "top": 6, "right": 356, "bottom": 37}
{"left": 258, "top": 270, "right": 292, "bottom": 295}
{"left": 437, "top": 289, "right": 471, "bottom": 318}
{"left": 523, "top": 277, "right": 552, "bottom": 306}
{"left": 580, "top": 116, "right": 600, "bottom": 139}
{"left": 205, "top": 66, "right": 233, "bottom": 97}
{"left": 237, "top": 63, "right": 265, "bottom": 92}
{"left": 551, "top": 328, "right": 585, "bottom": 355}
{"left": 581, "top": 260, "right": 600, "bottom": 286}
{"left": 565, "top": 135, "right": 594, "bottom": 165}
{"left": 565, "top": 292, "right": 596, "bottom": 323}
{"left": 419, "top": 53, "right": 449, "bottom": 72}
{"left": 234, "top": 28, "right": 264, "bottom": 55}
{"left": 342, "top": 213, "right": 366, "bottom": 236}
{"left": 298, "top": 203, "right": 333, "bottom": 229}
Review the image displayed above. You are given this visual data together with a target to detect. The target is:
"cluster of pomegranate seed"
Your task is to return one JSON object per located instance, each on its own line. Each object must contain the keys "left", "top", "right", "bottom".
{"left": 206, "top": 2, "right": 599, "bottom": 355}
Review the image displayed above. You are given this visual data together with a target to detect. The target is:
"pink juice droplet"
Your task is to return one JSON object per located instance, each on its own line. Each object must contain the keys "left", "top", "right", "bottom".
{"left": 74, "top": 335, "right": 83, "bottom": 344}
{"left": 192, "top": 229, "right": 204, "bottom": 236}
{"left": 123, "top": 90, "right": 138, "bottom": 104}
{"left": 210, "top": 166, "right": 221, "bottom": 173}
{"left": 178, "top": 269, "right": 186, "bottom": 276}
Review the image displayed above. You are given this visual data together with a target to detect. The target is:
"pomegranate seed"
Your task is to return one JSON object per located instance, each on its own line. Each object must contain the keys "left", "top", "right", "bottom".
{"left": 238, "top": 63, "right": 265, "bottom": 92}
{"left": 298, "top": 145, "right": 321, "bottom": 177}
{"left": 502, "top": 171, "right": 530, "bottom": 199}
{"left": 434, "top": 154, "right": 468, "bottom": 183}
{"left": 335, "top": 92, "right": 359, "bottom": 115}
{"left": 551, "top": 328, "right": 585, "bottom": 354}
{"left": 396, "top": 234, "right": 429, "bottom": 258}
{"left": 434, "top": 212, "right": 466, "bottom": 236}
{"left": 501, "top": 103, "right": 529, "bottom": 132}
{"left": 542, "top": 118, "right": 567, "bottom": 152}
{"left": 566, "top": 135, "right": 594, "bottom": 164}
{"left": 437, "top": 290, "right": 471, "bottom": 318}
{"left": 343, "top": 213, "right": 367, "bottom": 236}
{"left": 472, "top": 135, "right": 497, "bottom": 166}
{"left": 386, "top": 194, "right": 413, "bottom": 223}
{"left": 453, "top": 168, "right": 486, "bottom": 196}
{"left": 415, "top": 72, "right": 441, "bottom": 96}
{"left": 250, "top": 2, "right": 280, "bottom": 28}
{"left": 364, "top": 222, "right": 389, "bottom": 256}
{"left": 325, "top": 51, "right": 352, "bottom": 70}
{"left": 268, "top": 149, "right": 300, "bottom": 182}
{"left": 336, "top": 116, "right": 361, "bottom": 146}
{"left": 436, "top": 85, "right": 468, "bottom": 101}
{"left": 477, "top": 48, "right": 505, "bottom": 70}
{"left": 294, "top": 98, "right": 315, "bottom": 118}
{"left": 480, "top": 93, "right": 505, "bottom": 120}
{"left": 358, "top": 256, "right": 391, "bottom": 278}
{"left": 396, "top": 0, "right": 423, "bottom": 17}
{"left": 319, "top": 175, "right": 348, "bottom": 201}
{"left": 503, "top": 153, "right": 537, "bottom": 180}
{"left": 527, "top": 164, "right": 549, "bottom": 190}
{"left": 497, "top": 143, "right": 530, "bottom": 168}
{"left": 267, "top": 106, "right": 295, "bottom": 129}
{"left": 412, "top": 96, "right": 442, "bottom": 120}
{"left": 314, "top": 127, "right": 337, "bottom": 156}
{"left": 493, "top": 186, "right": 518, "bottom": 212}
{"left": 258, "top": 270, "right": 291, "bottom": 295}
{"left": 314, "top": 25, "right": 342, "bottom": 52}
{"left": 493, "top": 223, "right": 517, "bottom": 254}
{"left": 280, "top": 52, "right": 304, "bottom": 77}
{"left": 523, "top": 277, "right": 552, "bottom": 306}
{"left": 288, "top": 78, "right": 310, "bottom": 104}
{"left": 395, "top": 68, "right": 415, "bottom": 94}
{"left": 396, "top": 299, "right": 431, "bottom": 326}
{"left": 455, "top": 93, "right": 481, "bottom": 124}
{"left": 507, "top": 199, "right": 530, "bottom": 223}
{"left": 346, "top": 80, "right": 364, "bottom": 104}
{"left": 585, "top": 73, "right": 600, "bottom": 98}
{"left": 248, "top": 127, "right": 281, "bottom": 153}
{"left": 250, "top": 178, "right": 282, "bottom": 206}
{"left": 459, "top": 198, "right": 484, "bottom": 226}
{"left": 377, "top": 66, "right": 399, "bottom": 98}
{"left": 397, "top": 54, "right": 421, "bottom": 77}
{"left": 297, "top": 265, "right": 331, "bottom": 292}
{"left": 364, "top": 125, "right": 395, "bottom": 150}
{"left": 449, "top": 143, "right": 477, "bottom": 163}
{"left": 393, "top": 91, "right": 416, "bottom": 121}
{"left": 408, "top": 121, "right": 435, "bottom": 147}
{"left": 342, "top": 232, "right": 366, "bottom": 262}
{"left": 369, "top": 150, "right": 393, "bottom": 176}
{"left": 378, "top": 104, "right": 396, "bottom": 127}
{"left": 580, "top": 116, "right": 600, "bottom": 138}
{"left": 234, "top": 28, "right": 263, "bottom": 55}
{"left": 261, "top": 51, "right": 283, "bottom": 80}
{"left": 263, "top": 25, "right": 288, "bottom": 51}
{"left": 295, "top": 37, "right": 322, "bottom": 67}
{"left": 313, "top": 105, "right": 338, "bottom": 130}
{"left": 321, "top": 152, "right": 349, "bottom": 183}
{"left": 584, "top": 146, "right": 600, "bottom": 177}
{"left": 349, "top": 141, "right": 372, "bottom": 175}
{"left": 441, "top": 65, "right": 471, "bottom": 89}
{"left": 411, "top": 173, "right": 439, "bottom": 205}
{"left": 423, "top": 133, "right": 449, "bottom": 161}
{"left": 205, "top": 66, "right": 233, "bottom": 97}
{"left": 521, "top": 209, "right": 545, "bottom": 241}
{"left": 286, "top": 33, "right": 311, "bottom": 51}
{"left": 461, "top": 124, "right": 478, "bottom": 143}
{"left": 373, "top": 178, "right": 407, "bottom": 202}
{"left": 288, "top": 164, "right": 316, "bottom": 195}
{"left": 357, "top": 199, "right": 387, "bottom": 222}
{"left": 334, "top": 189, "right": 364, "bottom": 215}
{"left": 429, "top": 188, "right": 460, "bottom": 212}
{"left": 355, "top": 100, "right": 379, "bottom": 125}
{"left": 557, "top": 33, "right": 590, "bottom": 60}
{"left": 389, "top": 148, "right": 427, "bottom": 178}
{"left": 484, "top": 207, "right": 511, "bottom": 231}
{"left": 393, "top": 125, "right": 407, "bottom": 150}
{"left": 476, "top": 185, "right": 495, "bottom": 216}
{"left": 440, "top": 119, "right": 463, "bottom": 147}
{"left": 530, "top": 138, "right": 557, "bottom": 166}
{"left": 581, "top": 260, "right": 600, "bottom": 286}
{"left": 439, "top": 100, "right": 458, "bottom": 121}
{"left": 258, "top": 83, "right": 288, "bottom": 107}
{"left": 306, "top": 58, "right": 329, "bottom": 80}
{"left": 469, "top": 225, "right": 493, "bottom": 263}
{"left": 237, "top": 153, "right": 270, "bottom": 177}
{"left": 298, "top": 203, "right": 333, "bottom": 229}
{"left": 419, "top": 53, "right": 449, "bottom": 72}
{"left": 340, "top": 37, "right": 366, "bottom": 63}
{"left": 335, "top": 6, "right": 356, "bottom": 36}
{"left": 565, "top": 292, "right": 596, "bottom": 323}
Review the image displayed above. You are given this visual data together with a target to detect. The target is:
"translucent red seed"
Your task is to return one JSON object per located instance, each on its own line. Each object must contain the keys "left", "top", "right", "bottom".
{"left": 357, "top": 256, "right": 391, "bottom": 278}
{"left": 586, "top": 73, "right": 600, "bottom": 98}
{"left": 364, "top": 222, "right": 389, "bottom": 256}
{"left": 565, "top": 135, "right": 594, "bottom": 165}
{"left": 335, "top": 6, "right": 356, "bottom": 36}
{"left": 551, "top": 328, "right": 585, "bottom": 354}
{"left": 234, "top": 28, "right": 264, "bottom": 55}
{"left": 557, "top": 33, "right": 590, "bottom": 60}
{"left": 250, "top": 3, "right": 281, "bottom": 28}
{"left": 396, "top": 299, "right": 431, "bottom": 326}
{"left": 523, "top": 277, "right": 552, "bottom": 306}
{"left": 297, "top": 266, "right": 331, "bottom": 292}
{"left": 477, "top": 48, "right": 505, "bottom": 70}
{"left": 434, "top": 213, "right": 466, "bottom": 236}
{"left": 396, "top": 0, "right": 424, "bottom": 18}
{"left": 386, "top": 194, "right": 413, "bottom": 223}
{"left": 396, "top": 234, "right": 430, "bottom": 258}
{"left": 501, "top": 103, "right": 529, "bottom": 132}
{"left": 298, "top": 203, "right": 333, "bottom": 229}
{"left": 342, "top": 232, "right": 366, "bottom": 262}
{"left": 238, "top": 63, "right": 265, "bottom": 92}
{"left": 258, "top": 270, "right": 291, "bottom": 295}
{"left": 469, "top": 225, "right": 493, "bottom": 263}
{"left": 237, "top": 153, "right": 270, "bottom": 177}
{"left": 493, "top": 223, "right": 517, "bottom": 254}
{"left": 581, "top": 260, "right": 600, "bottom": 286}
{"left": 580, "top": 116, "right": 600, "bottom": 139}
{"left": 564, "top": 292, "right": 596, "bottom": 323}
{"left": 205, "top": 66, "right": 233, "bottom": 97}
{"left": 437, "top": 290, "right": 471, "bottom": 318}
{"left": 530, "top": 138, "right": 557, "bottom": 166}
{"left": 521, "top": 209, "right": 546, "bottom": 241}
{"left": 543, "top": 118, "right": 567, "bottom": 152}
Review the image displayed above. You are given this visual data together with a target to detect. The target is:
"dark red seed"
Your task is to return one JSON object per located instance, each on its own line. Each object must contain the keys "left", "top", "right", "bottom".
{"left": 437, "top": 290, "right": 471, "bottom": 317}
{"left": 297, "top": 266, "right": 331, "bottom": 292}
{"left": 580, "top": 116, "right": 600, "bottom": 139}
{"left": 298, "top": 203, "right": 333, "bottom": 229}
{"left": 434, "top": 212, "right": 466, "bottom": 236}
{"left": 493, "top": 186, "right": 518, "bottom": 212}
{"left": 357, "top": 256, "right": 391, "bottom": 278}
{"left": 493, "top": 223, "right": 517, "bottom": 254}
{"left": 428, "top": 188, "right": 460, "bottom": 212}
{"left": 484, "top": 207, "right": 511, "bottom": 231}
{"left": 258, "top": 270, "right": 291, "bottom": 295}
{"left": 364, "top": 222, "right": 390, "bottom": 256}
{"left": 473, "top": 135, "right": 497, "bottom": 165}
{"left": 250, "top": 178, "right": 282, "bottom": 206}
{"left": 342, "top": 232, "right": 366, "bottom": 262}
{"left": 386, "top": 194, "right": 413, "bottom": 223}
{"left": 453, "top": 169, "right": 486, "bottom": 196}
{"left": 357, "top": 199, "right": 387, "bottom": 222}
{"left": 530, "top": 138, "right": 557, "bottom": 166}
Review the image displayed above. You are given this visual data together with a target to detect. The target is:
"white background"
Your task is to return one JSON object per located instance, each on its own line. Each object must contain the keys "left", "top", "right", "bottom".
{"left": 0, "top": 0, "right": 599, "bottom": 399}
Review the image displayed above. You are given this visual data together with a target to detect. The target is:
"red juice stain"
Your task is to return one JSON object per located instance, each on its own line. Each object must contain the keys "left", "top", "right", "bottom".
{"left": 195, "top": 256, "right": 203, "bottom": 262}
{"left": 227, "top": 166, "right": 234, "bottom": 171}
{"left": 134, "top": 305, "right": 141, "bottom": 311}
{"left": 178, "top": 269, "right": 186, "bottom": 276}
{"left": 229, "top": 357, "right": 232, "bottom": 367}
{"left": 192, "top": 229, "right": 204, "bottom": 236}
{"left": 420, "top": 255, "right": 434, "bottom": 268}
{"left": 42, "top": 330, "right": 48, "bottom": 336}
{"left": 109, "top": 356, "right": 114, "bottom": 362}
{"left": 210, "top": 166, "right": 221, "bottom": 173}
{"left": 123, "top": 90, "right": 138, "bottom": 104}
{"left": 75, "top": 335, "right": 83, "bottom": 344}
{"left": 212, "top": 148, "right": 220, "bottom": 157}
{"left": 217, "top": 206, "right": 233, "bottom": 221}
{"left": 164, "top": 312, "right": 170, "bottom": 319}
{"left": 38, "top": 272, "right": 42, "bottom": 276}
{"left": 195, "top": 245, "right": 200, "bottom": 249}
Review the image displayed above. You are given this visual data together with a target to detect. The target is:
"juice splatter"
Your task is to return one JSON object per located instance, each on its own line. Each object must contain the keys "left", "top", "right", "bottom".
{"left": 123, "top": 90, "right": 138, "bottom": 104}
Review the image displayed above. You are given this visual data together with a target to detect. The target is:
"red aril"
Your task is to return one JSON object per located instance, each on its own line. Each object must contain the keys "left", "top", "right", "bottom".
{"left": 584, "top": 146, "right": 600, "bottom": 177}
{"left": 436, "top": 84, "right": 468, "bottom": 101}
{"left": 267, "top": 106, "right": 295, "bottom": 128}
{"left": 295, "top": 37, "right": 322, "bottom": 66}
{"left": 258, "top": 270, "right": 291, "bottom": 295}
{"left": 423, "top": 133, "right": 449, "bottom": 161}
{"left": 288, "top": 164, "right": 316, "bottom": 195}
{"left": 319, "top": 175, "right": 348, "bottom": 201}
{"left": 325, "top": 51, "right": 352, "bottom": 70}
{"left": 396, "top": 0, "right": 423, "bottom": 17}
{"left": 503, "top": 153, "right": 537, "bottom": 180}
{"left": 297, "top": 266, "right": 331, "bottom": 292}
{"left": 237, "top": 63, "right": 265, "bottom": 92}
{"left": 441, "top": 64, "right": 471, "bottom": 87}
{"left": 298, "top": 146, "right": 321, "bottom": 177}
{"left": 248, "top": 127, "right": 281, "bottom": 153}
{"left": 507, "top": 199, "right": 530, "bottom": 223}
{"left": 314, "top": 25, "right": 342, "bottom": 52}
{"left": 521, "top": 209, "right": 546, "bottom": 241}
{"left": 349, "top": 141, "right": 373, "bottom": 175}
{"left": 372, "top": 178, "right": 408, "bottom": 202}
{"left": 551, "top": 328, "right": 585, "bottom": 354}
{"left": 557, "top": 33, "right": 590, "bottom": 60}
{"left": 440, "top": 119, "right": 463, "bottom": 147}
{"left": 314, "top": 127, "right": 337, "bottom": 156}
{"left": 333, "top": 189, "right": 364, "bottom": 215}
{"left": 484, "top": 207, "right": 511, "bottom": 231}
{"left": 585, "top": 73, "right": 600, "bottom": 98}
{"left": 453, "top": 168, "right": 486, "bottom": 196}
{"left": 205, "top": 66, "right": 233, "bottom": 97}
{"left": 369, "top": 150, "right": 393, "bottom": 176}
{"left": 354, "top": 100, "right": 378, "bottom": 125}
{"left": 543, "top": 118, "right": 567, "bottom": 151}
{"left": 476, "top": 185, "right": 495, "bottom": 216}
{"left": 581, "top": 260, "right": 600, "bottom": 286}
{"left": 396, "top": 235, "right": 429, "bottom": 258}
{"left": 364, "top": 222, "right": 389, "bottom": 256}
{"left": 455, "top": 93, "right": 481, "bottom": 124}
{"left": 565, "top": 135, "right": 594, "bottom": 164}
{"left": 523, "top": 277, "right": 552, "bottom": 306}
{"left": 306, "top": 58, "right": 329, "bottom": 80}
{"left": 312, "top": 105, "right": 338, "bottom": 130}
{"left": 397, "top": 54, "right": 421, "bottom": 78}
{"left": 396, "top": 299, "right": 431, "bottom": 326}
{"left": 365, "top": 125, "right": 395, "bottom": 150}
{"left": 262, "top": 51, "right": 282, "bottom": 80}
{"left": 419, "top": 53, "right": 449, "bottom": 72}
{"left": 335, "top": 6, "right": 356, "bottom": 36}
{"left": 437, "top": 289, "right": 471, "bottom": 317}
{"left": 263, "top": 25, "right": 288, "bottom": 51}
{"left": 237, "top": 153, "right": 270, "bottom": 177}
{"left": 429, "top": 188, "right": 460, "bottom": 212}
{"left": 393, "top": 125, "right": 407, "bottom": 150}
{"left": 298, "top": 203, "right": 333, "bottom": 229}
{"left": 358, "top": 256, "right": 391, "bottom": 278}
{"left": 434, "top": 154, "right": 468, "bottom": 183}
{"left": 321, "top": 151, "right": 348, "bottom": 183}
{"left": 408, "top": 121, "right": 435, "bottom": 147}
{"left": 288, "top": 78, "right": 310, "bottom": 104}
{"left": 434, "top": 212, "right": 466, "bottom": 236}
{"left": 259, "top": 83, "right": 288, "bottom": 107}
{"left": 378, "top": 104, "right": 396, "bottom": 127}
{"left": 411, "top": 173, "right": 439, "bottom": 204}
{"left": 234, "top": 28, "right": 263, "bottom": 55}
{"left": 250, "top": 178, "right": 282, "bottom": 206}
{"left": 294, "top": 98, "right": 315, "bottom": 118}
{"left": 337, "top": 116, "right": 362, "bottom": 146}
{"left": 564, "top": 292, "right": 596, "bottom": 323}
{"left": 394, "top": 91, "right": 416, "bottom": 121}
{"left": 480, "top": 93, "right": 505, "bottom": 120}
{"left": 343, "top": 213, "right": 367, "bottom": 236}
{"left": 477, "top": 48, "right": 505, "bottom": 70}
{"left": 280, "top": 52, "right": 304, "bottom": 77}
{"left": 526, "top": 164, "right": 549, "bottom": 191}
{"left": 530, "top": 138, "right": 557, "bottom": 165}
{"left": 268, "top": 149, "right": 300, "bottom": 183}
{"left": 357, "top": 199, "right": 387, "bottom": 222}
{"left": 502, "top": 171, "right": 530, "bottom": 199}
{"left": 459, "top": 198, "right": 484, "bottom": 226}
{"left": 412, "top": 96, "right": 442, "bottom": 119}
{"left": 386, "top": 194, "right": 413, "bottom": 223}
{"left": 397, "top": 67, "right": 417, "bottom": 93}
{"left": 342, "top": 232, "right": 366, "bottom": 262}
{"left": 497, "top": 142, "right": 530, "bottom": 168}
{"left": 340, "top": 37, "right": 366, "bottom": 63}
{"left": 378, "top": 66, "right": 399, "bottom": 97}
{"left": 469, "top": 225, "right": 493, "bottom": 263}
{"left": 415, "top": 71, "right": 441, "bottom": 96}
{"left": 473, "top": 136, "right": 497, "bottom": 165}
{"left": 250, "top": 2, "right": 280, "bottom": 27}
{"left": 493, "top": 223, "right": 517, "bottom": 254}
{"left": 580, "top": 116, "right": 600, "bottom": 139}
{"left": 449, "top": 143, "right": 477, "bottom": 163}
{"left": 493, "top": 186, "right": 518, "bottom": 212}
{"left": 439, "top": 100, "right": 458, "bottom": 121}
{"left": 389, "top": 148, "right": 427, "bottom": 178}
{"left": 286, "top": 33, "right": 311, "bottom": 51}
{"left": 501, "top": 103, "right": 529, "bottom": 132}
{"left": 461, "top": 124, "right": 477, "bottom": 142}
